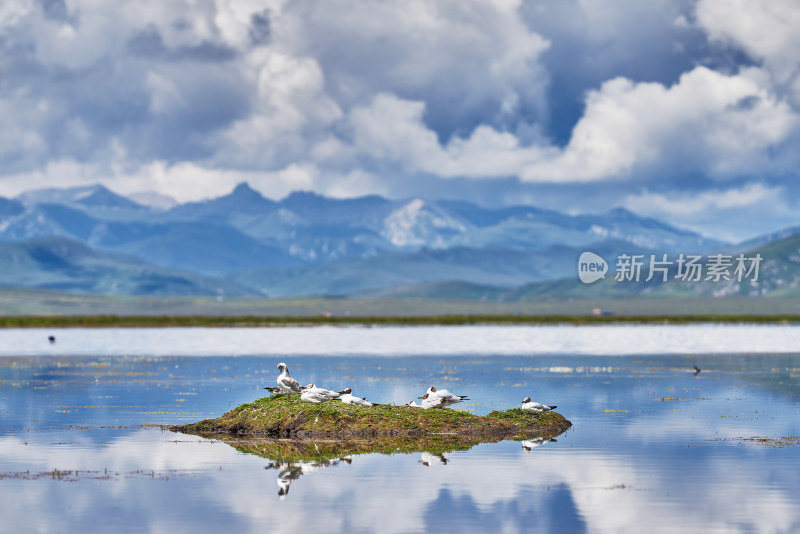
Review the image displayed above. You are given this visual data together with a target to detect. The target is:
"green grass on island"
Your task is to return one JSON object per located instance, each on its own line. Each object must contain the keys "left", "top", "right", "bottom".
{"left": 172, "top": 395, "right": 572, "bottom": 462}
{"left": 173, "top": 394, "right": 572, "bottom": 438}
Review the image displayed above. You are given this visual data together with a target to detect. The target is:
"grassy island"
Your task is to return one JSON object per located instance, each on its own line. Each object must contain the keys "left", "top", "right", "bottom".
{"left": 172, "top": 395, "right": 572, "bottom": 462}
{"left": 173, "top": 394, "right": 571, "bottom": 438}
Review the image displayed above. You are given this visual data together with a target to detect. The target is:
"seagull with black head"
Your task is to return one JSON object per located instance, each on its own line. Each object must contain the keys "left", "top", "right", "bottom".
{"left": 275, "top": 362, "right": 303, "bottom": 399}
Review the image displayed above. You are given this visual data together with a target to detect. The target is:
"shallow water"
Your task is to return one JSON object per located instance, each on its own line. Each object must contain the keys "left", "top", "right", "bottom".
{"left": 1, "top": 326, "right": 800, "bottom": 533}
{"left": 2, "top": 323, "right": 800, "bottom": 356}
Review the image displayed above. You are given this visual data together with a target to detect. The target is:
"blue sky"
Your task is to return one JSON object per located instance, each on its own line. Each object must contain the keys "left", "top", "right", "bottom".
{"left": 1, "top": 0, "right": 799, "bottom": 241}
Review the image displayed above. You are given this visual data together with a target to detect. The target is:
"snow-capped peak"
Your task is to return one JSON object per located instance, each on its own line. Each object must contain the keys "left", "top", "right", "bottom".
{"left": 381, "top": 199, "right": 468, "bottom": 248}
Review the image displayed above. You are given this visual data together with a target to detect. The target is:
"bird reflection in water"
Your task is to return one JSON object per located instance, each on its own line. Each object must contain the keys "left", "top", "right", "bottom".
{"left": 419, "top": 452, "right": 449, "bottom": 466}
{"left": 266, "top": 456, "right": 351, "bottom": 499}
{"left": 521, "top": 437, "right": 556, "bottom": 451}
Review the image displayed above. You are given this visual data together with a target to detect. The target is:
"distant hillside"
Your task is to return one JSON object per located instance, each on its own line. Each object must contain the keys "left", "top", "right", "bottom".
{"left": 230, "top": 240, "right": 655, "bottom": 297}
{"left": 0, "top": 236, "right": 253, "bottom": 296}
{"left": 732, "top": 225, "right": 800, "bottom": 254}
{"left": 351, "top": 233, "right": 800, "bottom": 301}
{"left": 709, "top": 234, "right": 800, "bottom": 297}
{"left": 0, "top": 181, "right": 760, "bottom": 298}
{"left": 355, "top": 280, "right": 508, "bottom": 300}
{"left": 0, "top": 201, "right": 300, "bottom": 276}
{"left": 5, "top": 182, "right": 723, "bottom": 258}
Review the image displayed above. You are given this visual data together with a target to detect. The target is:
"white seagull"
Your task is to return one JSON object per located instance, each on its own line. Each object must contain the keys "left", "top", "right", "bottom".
{"left": 276, "top": 362, "right": 303, "bottom": 399}
{"left": 300, "top": 389, "right": 339, "bottom": 403}
{"left": 418, "top": 393, "right": 446, "bottom": 409}
{"left": 420, "top": 386, "right": 469, "bottom": 406}
{"left": 303, "top": 383, "right": 341, "bottom": 398}
{"left": 520, "top": 396, "right": 557, "bottom": 412}
{"left": 338, "top": 387, "right": 379, "bottom": 406}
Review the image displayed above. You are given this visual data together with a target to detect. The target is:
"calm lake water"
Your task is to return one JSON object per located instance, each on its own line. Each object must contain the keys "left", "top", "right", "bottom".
{"left": 1, "top": 325, "right": 799, "bottom": 533}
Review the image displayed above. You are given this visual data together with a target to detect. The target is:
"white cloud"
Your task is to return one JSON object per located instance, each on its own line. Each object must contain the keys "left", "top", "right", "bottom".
{"left": 0, "top": 157, "right": 387, "bottom": 205}
{"left": 0, "top": 160, "right": 95, "bottom": 198}
{"left": 696, "top": 0, "right": 800, "bottom": 84}
{"left": 522, "top": 66, "right": 798, "bottom": 182}
{"left": 121, "top": 161, "right": 322, "bottom": 201}
{"left": 277, "top": 0, "right": 551, "bottom": 125}
{"left": 321, "top": 169, "right": 386, "bottom": 199}
{"left": 0, "top": 0, "right": 30, "bottom": 28}
{"left": 350, "top": 68, "right": 798, "bottom": 184}
{"left": 208, "top": 0, "right": 552, "bottom": 173}
{"left": 349, "top": 94, "right": 440, "bottom": 168}
{"left": 212, "top": 0, "right": 289, "bottom": 50}
{"left": 349, "top": 93, "right": 552, "bottom": 178}
{"left": 214, "top": 49, "right": 342, "bottom": 168}
{"left": 0, "top": 159, "right": 317, "bottom": 202}
{"left": 623, "top": 183, "right": 797, "bottom": 241}
{"left": 1, "top": 0, "right": 799, "bottom": 244}
{"left": 0, "top": 97, "right": 48, "bottom": 168}
{"left": 624, "top": 183, "right": 784, "bottom": 217}
{"left": 0, "top": 0, "right": 555, "bottom": 179}
{"left": 24, "top": 0, "right": 237, "bottom": 70}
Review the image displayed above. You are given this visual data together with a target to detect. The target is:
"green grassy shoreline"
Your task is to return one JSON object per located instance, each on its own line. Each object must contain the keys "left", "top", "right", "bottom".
{"left": 1, "top": 313, "right": 800, "bottom": 328}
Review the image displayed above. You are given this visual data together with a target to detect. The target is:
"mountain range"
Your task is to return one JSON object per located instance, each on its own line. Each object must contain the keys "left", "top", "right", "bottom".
{"left": 0, "top": 182, "right": 797, "bottom": 299}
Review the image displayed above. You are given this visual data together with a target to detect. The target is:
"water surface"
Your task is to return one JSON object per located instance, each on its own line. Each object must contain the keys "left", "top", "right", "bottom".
{"left": 1, "top": 326, "right": 799, "bottom": 533}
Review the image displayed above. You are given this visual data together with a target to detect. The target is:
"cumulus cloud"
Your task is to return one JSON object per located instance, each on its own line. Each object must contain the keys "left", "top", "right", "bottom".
{"left": 278, "top": 0, "right": 552, "bottom": 136}
{"left": 522, "top": 66, "right": 799, "bottom": 181}
{"left": 0, "top": 0, "right": 555, "bottom": 194}
{"left": 1, "top": 0, "right": 800, "bottom": 239}
{"left": 349, "top": 93, "right": 552, "bottom": 178}
{"left": 213, "top": 49, "right": 343, "bottom": 169}
{"left": 348, "top": 67, "right": 798, "bottom": 185}
{"left": 695, "top": 0, "right": 800, "bottom": 119}
{"left": 696, "top": 0, "right": 800, "bottom": 84}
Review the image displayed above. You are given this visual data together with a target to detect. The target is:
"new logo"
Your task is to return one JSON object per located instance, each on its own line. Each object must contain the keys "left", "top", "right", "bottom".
{"left": 578, "top": 252, "right": 608, "bottom": 284}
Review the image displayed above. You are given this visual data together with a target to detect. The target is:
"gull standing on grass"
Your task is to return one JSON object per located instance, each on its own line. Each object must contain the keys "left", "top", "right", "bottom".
{"left": 276, "top": 362, "right": 303, "bottom": 399}
{"left": 520, "top": 396, "right": 557, "bottom": 412}
{"left": 420, "top": 386, "right": 469, "bottom": 406}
